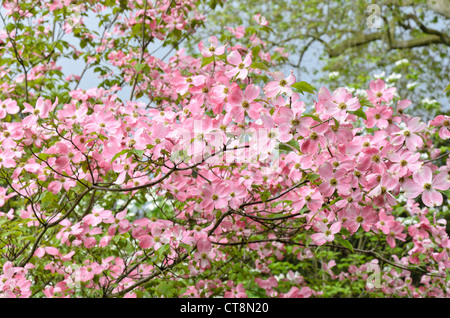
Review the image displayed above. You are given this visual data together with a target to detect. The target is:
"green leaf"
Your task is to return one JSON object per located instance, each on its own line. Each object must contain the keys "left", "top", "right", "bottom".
{"left": 134, "top": 63, "right": 145, "bottom": 72}
{"left": 445, "top": 84, "right": 450, "bottom": 93}
{"left": 201, "top": 55, "right": 215, "bottom": 68}
{"left": 359, "top": 97, "right": 375, "bottom": 108}
{"left": 340, "top": 228, "right": 351, "bottom": 238}
{"left": 260, "top": 26, "right": 274, "bottom": 34}
{"left": 332, "top": 118, "right": 340, "bottom": 129}
{"left": 301, "top": 113, "right": 321, "bottom": 122}
{"left": 156, "top": 281, "right": 174, "bottom": 297}
{"left": 335, "top": 235, "right": 354, "bottom": 253}
{"left": 250, "top": 62, "right": 270, "bottom": 71}
{"left": 260, "top": 191, "right": 271, "bottom": 202}
{"left": 292, "top": 81, "right": 315, "bottom": 95}
{"left": 286, "top": 139, "right": 300, "bottom": 151}
{"left": 157, "top": 244, "right": 170, "bottom": 257}
{"left": 38, "top": 153, "right": 49, "bottom": 161}
{"left": 305, "top": 236, "right": 313, "bottom": 248}
{"left": 119, "top": 0, "right": 128, "bottom": 10}
{"left": 251, "top": 46, "right": 261, "bottom": 59}
{"left": 41, "top": 191, "right": 56, "bottom": 203}
{"left": 278, "top": 143, "right": 295, "bottom": 152}
{"left": 23, "top": 235, "right": 37, "bottom": 243}
{"left": 245, "top": 26, "right": 257, "bottom": 36}
{"left": 110, "top": 149, "right": 129, "bottom": 164}
{"left": 348, "top": 108, "right": 367, "bottom": 120}
{"left": 133, "top": 149, "right": 145, "bottom": 157}
{"left": 307, "top": 173, "right": 320, "bottom": 181}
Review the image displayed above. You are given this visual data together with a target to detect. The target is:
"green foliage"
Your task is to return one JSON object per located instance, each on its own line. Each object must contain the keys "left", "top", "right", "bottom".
{"left": 292, "top": 81, "right": 316, "bottom": 95}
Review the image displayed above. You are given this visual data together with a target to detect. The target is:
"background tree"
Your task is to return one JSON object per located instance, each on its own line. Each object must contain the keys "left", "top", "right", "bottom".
{"left": 187, "top": 0, "right": 450, "bottom": 119}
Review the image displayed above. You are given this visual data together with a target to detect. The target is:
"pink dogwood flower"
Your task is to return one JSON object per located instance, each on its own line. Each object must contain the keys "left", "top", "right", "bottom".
{"left": 226, "top": 50, "right": 252, "bottom": 80}
{"left": 391, "top": 117, "right": 426, "bottom": 151}
{"left": 200, "top": 181, "right": 230, "bottom": 211}
{"left": 0, "top": 98, "right": 20, "bottom": 119}
{"left": 264, "top": 71, "right": 296, "bottom": 98}
{"left": 366, "top": 79, "right": 396, "bottom": 104}
{"left": 323, "top": 87, "right": 360, "bottom": 123}
{"left": 365, "top": 104, "right": 393, "bottom": 129}
{"left": 198, "top": 36, "right": 226, "bottom": 57}
{"left": 430, "top": 115, "right": 450, "bottom": 139}
{"left": 227, "top": 83, "right": 262, "bottom": 121}
{"left": 403, "top": 166, "right": 450, "bottom": 207}
{"left": 311, "top": 221, "right": 341, "bottom": 246}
